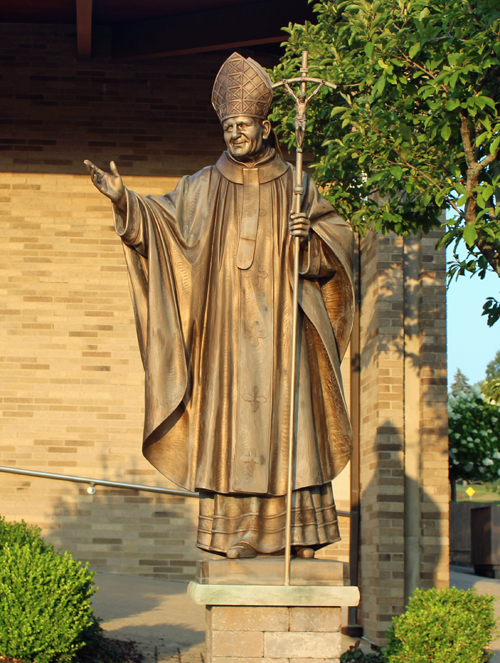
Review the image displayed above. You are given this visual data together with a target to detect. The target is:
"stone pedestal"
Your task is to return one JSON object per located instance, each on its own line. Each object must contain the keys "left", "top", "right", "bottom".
{"left": 188, "top": 559, "right": 360, "bottom": 663}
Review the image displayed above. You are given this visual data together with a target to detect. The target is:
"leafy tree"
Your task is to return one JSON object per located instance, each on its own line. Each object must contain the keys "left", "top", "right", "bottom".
{"left": 448, "top": 386, "right": 500, "bottom": 499}
{"left": 486, "top": 349, "right": 500, "bottom": 380}
{"left": 271, "top": 0, "right": 500, "bottom": 322}
{"left": 450, "top": 368, "right": 473, "bottom": 396}
{"left": 482, "top": 348, "right": 500, "bottom": 401}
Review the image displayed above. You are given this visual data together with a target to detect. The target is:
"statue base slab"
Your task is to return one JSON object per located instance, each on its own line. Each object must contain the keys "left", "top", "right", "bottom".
{"left": 188, "top": 559, "right": 360, "bottom": 663}
{"left": 197, "top": 557, "right": 347, "bottom": 586}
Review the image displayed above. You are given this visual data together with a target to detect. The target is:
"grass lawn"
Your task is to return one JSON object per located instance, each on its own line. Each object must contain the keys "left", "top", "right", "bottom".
{"left": 456, "top": 482, "right": 500, "bottom": 502}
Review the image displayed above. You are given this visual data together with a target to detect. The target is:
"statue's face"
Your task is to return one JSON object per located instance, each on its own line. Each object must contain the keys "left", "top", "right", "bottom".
{"left": 223, "top": 115, "right": 271, "bottom": 161}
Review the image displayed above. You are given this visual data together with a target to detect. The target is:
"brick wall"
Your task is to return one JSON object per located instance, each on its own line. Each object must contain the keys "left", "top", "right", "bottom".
{"left": 0, "top": 23, "right": 227, "bottom": 177}
{"left": 358, "top": 232, "right": 449, "bottom": 643}
{"left": 419, "top": 232, "right": 449, "bottom": 590}
{"left": 0, "top": 171, "right": 208, "bottom": 578}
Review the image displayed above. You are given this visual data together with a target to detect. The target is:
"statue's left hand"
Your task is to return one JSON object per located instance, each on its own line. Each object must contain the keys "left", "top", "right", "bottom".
{"left": 289, "top": 212, "right": 311, "bottom": 242}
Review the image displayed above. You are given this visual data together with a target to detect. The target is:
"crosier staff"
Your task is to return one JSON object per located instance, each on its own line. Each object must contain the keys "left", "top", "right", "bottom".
{"left": 272, "top": 51, "right": 336, "bottom": 586}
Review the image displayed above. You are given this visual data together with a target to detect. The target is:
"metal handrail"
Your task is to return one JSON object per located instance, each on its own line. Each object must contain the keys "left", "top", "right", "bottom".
{"left": 0, "top": 465, "right": 351, "bottom": 516}
{"left": 0, "top": 465, "right": 197, "bottom": 497}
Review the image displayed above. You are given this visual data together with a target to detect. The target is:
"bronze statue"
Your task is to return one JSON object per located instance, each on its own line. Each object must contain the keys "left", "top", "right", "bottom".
{"left": 85, "top": 53, "right": 354, "bottom": 561}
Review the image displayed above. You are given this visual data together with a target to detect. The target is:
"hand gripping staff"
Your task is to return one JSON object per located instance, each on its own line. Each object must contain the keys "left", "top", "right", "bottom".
{"left": 272, "top": 51, "right": 336, "bottom": 586}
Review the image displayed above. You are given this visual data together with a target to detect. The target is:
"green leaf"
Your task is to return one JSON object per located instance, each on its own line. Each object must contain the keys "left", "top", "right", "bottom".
{"left": 476, "top": 131, "right": 490, "bottom": 147}
{"left": 364, "top": 42, "right": 374, "bottom": 57}
{"left": 391, "top": 165, "right": 403, "bottom": 180}
{"left": 450, "top": 71, "right": 460, "bottom": 89}
{"left": 446, "top": 99, "right": 460, "bottom": 111}
{"left": 483, "top": 184, "right": 495, "bottom": 199}
{"left": 463, "top": 224, "right": 478, "bottom": 248}
{"left": 441, "top": 124, "right": 451, "bottom": 141}
{"left": 491, "top": 135, "right": 500, "bottom": 155}
{"left": 409, "top": 42, "right": 421, "bottom": 59}
{"left": 482, "top": 96, "right": 497, "bottom": 110}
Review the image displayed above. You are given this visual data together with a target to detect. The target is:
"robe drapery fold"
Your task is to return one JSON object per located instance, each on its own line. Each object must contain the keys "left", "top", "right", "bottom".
{"left": 113, "top": 150, "right": 354, "bottom": 500}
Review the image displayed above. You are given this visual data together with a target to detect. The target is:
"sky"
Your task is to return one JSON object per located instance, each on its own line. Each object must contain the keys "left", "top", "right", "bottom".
{"left": 446, "top": 245, "right": 499, "bottom": 388}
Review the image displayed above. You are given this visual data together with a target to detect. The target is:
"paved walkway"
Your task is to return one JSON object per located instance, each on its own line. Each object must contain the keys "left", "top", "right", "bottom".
{"left": 450, "top": 566, "right": 500, "bottom": 663}
{"left": 92, "top": 573, "right": 206, "bottom": 662}
{"left": 91, "top": 568, "right": 500, "bottom": 662}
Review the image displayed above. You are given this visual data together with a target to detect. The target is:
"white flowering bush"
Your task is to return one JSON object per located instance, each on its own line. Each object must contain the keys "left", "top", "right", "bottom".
{"left": 449, "top": 386, "right": 500, "bottom": 489}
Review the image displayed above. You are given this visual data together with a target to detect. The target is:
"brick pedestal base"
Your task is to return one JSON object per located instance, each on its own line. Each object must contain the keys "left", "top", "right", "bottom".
{"left": 188, "top": 563, "right": 360, "bottom": 663}
{"left": 207, "top": 605, "right": 342, "bottom": 663}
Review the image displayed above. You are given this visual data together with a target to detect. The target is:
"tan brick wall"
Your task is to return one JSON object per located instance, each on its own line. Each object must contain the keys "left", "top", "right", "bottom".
{"left": 358, "top": 232, "right": 449, "bottom": 643}
{"left": 359, "top": 233, "right": 405, "bottom": 641}
{"left": 0, "top": 168, "right": 352, "bottom": 573}
{"left": 0, "top": 171, "right": 213, "bottom": 578}
{"left": 419, "top": 232, "right": 449, "bottom": 590}
{"left": 0, "top": 23, "right": 229, "bottom": 178}
{"left": 206, "top": 606, "right": 342, "bottom": 662}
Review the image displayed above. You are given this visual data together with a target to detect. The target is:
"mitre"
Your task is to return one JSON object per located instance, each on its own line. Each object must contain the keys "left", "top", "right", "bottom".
{"left": 212, "top": 52, "right": 273, "bottom": 123}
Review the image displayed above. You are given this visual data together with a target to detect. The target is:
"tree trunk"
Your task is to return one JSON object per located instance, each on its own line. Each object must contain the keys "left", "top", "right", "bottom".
{"left": 450, "top": 476, "right": 457, "bottom": 502}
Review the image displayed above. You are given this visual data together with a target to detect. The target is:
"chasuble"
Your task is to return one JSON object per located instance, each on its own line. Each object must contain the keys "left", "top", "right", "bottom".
{"left": 112, "top": 147, "right": 354, "bottom": 553}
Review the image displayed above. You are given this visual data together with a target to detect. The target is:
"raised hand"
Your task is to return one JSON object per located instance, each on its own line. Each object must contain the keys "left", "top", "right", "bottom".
{"left": 84, "top": 160, "right": 126, "bottom": 210}
{"left": 289, "top": 212, "right": 311, "bottom": 242}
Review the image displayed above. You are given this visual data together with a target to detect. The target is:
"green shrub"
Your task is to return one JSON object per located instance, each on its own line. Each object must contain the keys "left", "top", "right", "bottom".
{"left": 0, "top": 515, "right": 50, "bottom": 551}
{"left": 340, "top": 641, "right": 385, "bottom": 662}
{"left": 385, "top": 587, "right": 497, "bottom": 663}
{"left": 0, "top": 519, "right": 98, "bottom": 663}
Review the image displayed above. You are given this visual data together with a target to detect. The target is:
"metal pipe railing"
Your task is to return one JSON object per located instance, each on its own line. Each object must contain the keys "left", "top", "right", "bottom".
{"left": 0, "top": 465, "right": 197, "bottom": 497}
{"left": 0, "top": 465, "right": 351, "bottom": 516}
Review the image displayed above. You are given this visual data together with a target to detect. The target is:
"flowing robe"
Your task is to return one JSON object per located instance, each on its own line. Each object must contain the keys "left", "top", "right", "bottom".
{"left": 113, "top": 149, "right": 354, "bottom": 552}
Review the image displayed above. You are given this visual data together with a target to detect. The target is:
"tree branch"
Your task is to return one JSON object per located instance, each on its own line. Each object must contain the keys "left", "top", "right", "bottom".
{"left": 393, "top": 46, "right": 450, "bottom": 93}
{"left": 460, "top": 112, "right": 476, "bottom": 171}
{"left": 476, "top": 238, "right": 500, "bottom": 276}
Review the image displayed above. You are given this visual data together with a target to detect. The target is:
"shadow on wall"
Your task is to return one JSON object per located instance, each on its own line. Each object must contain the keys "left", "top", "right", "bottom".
{"left": 360, "top": 419, "right": 444, "bottom": 641}
{"left": 44, "top": 453, "right": 215, "bottom": 581}
{"left": 359, "top": 234, "right": 424, "bottom": 373}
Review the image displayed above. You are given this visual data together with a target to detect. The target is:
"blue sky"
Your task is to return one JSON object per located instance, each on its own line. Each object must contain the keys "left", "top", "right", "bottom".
{"left": 446, "top": 245, "right": 499, "bottom": 388}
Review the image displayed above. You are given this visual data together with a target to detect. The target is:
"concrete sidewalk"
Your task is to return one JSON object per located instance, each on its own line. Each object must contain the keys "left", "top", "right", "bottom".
{"left": 91, "top": 573, "right": 206, "bottom": 662}
{"left": 92, "top": 568, "right": 500, "bottom": 662}
{"left": 450, "top": 566, "right": 500, "bottom": 663}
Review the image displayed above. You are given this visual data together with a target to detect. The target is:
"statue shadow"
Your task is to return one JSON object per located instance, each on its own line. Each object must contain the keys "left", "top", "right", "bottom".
{"left": 358, "top": 417, "right": 446, "bottom": 640}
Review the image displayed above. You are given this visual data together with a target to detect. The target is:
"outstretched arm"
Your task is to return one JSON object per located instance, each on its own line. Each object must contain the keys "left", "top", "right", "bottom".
{"left": 84, "top": 160, "right": 126, "bottom": 213}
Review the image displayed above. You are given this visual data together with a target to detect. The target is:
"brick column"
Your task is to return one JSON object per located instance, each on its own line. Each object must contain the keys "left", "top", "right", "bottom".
{"left": 418, "top": 231, "right": 449, "bottom": 590}
{"left": 358, "top": 232, "right": 449, "bottom": 643}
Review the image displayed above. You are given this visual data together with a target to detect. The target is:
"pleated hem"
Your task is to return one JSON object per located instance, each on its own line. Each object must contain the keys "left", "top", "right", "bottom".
{"left": 196, "top": 483, "right": 340, "bottom": 555}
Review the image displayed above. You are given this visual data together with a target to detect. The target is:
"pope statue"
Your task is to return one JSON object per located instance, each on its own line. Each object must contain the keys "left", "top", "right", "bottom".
{"left": 85, "top": 53, "right": 354, "bottom": 560}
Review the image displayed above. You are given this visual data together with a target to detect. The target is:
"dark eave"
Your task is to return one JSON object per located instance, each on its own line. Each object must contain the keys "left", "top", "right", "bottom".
{"left": 112, "top": 0, "right": 314, "bottom": 60}
{"left": 0, "top": 0, "right": 314, "bottom": 60}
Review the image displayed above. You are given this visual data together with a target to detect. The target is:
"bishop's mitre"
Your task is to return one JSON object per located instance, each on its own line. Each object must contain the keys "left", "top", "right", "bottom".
{"left": 212, "top": 52, "right": 273, "bottom": 124}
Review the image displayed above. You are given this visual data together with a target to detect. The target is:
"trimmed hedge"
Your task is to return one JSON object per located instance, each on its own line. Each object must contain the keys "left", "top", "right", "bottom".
{"left": 0, "top": 517, "right": 97, "bottom": 663}
{"left": 386, "top": 587, "right": 497, "bottom": 663}
{"left": 341, "top": 587, "right": 497, "bottom": 663}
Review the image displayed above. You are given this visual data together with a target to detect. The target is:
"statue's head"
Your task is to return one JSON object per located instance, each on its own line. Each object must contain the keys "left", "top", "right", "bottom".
{"left": 212, "top": 53, "right": 273, "bottom": 162}
{"left": 221, "top": 115, "right": 271, "bottom": 161}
